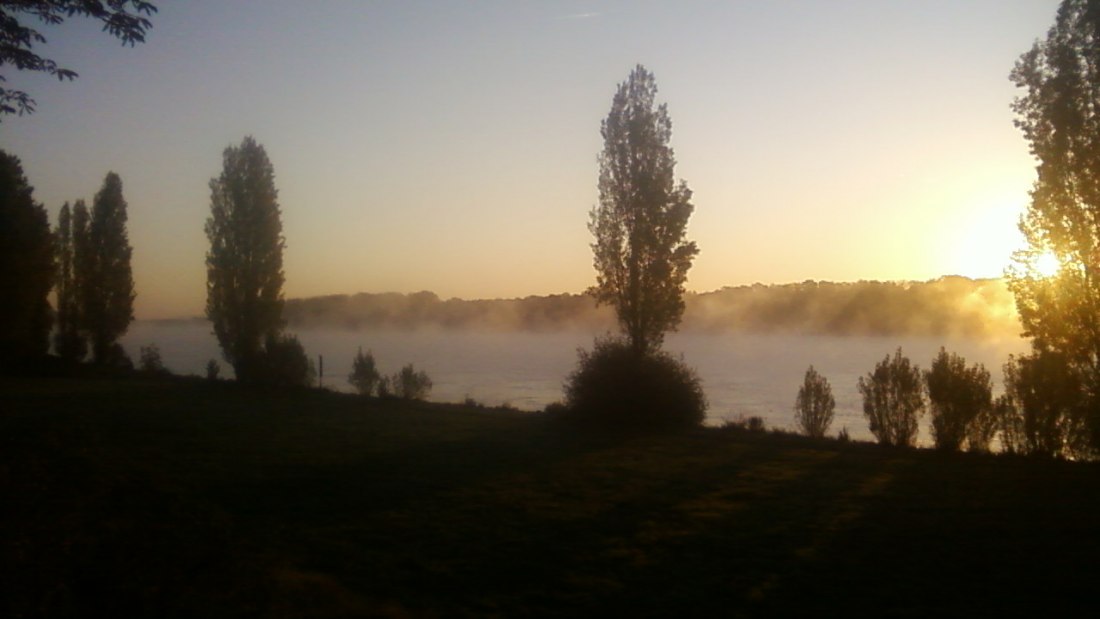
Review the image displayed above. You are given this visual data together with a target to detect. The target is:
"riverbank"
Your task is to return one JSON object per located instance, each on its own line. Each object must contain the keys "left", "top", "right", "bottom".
{"left": 2, "top": 375, "right": 1097, "bottom": 616}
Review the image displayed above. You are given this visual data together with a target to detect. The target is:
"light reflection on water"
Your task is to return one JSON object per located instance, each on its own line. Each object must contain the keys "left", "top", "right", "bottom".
{"left": 122, "top": 322, "right": 1028, "bottom": 442}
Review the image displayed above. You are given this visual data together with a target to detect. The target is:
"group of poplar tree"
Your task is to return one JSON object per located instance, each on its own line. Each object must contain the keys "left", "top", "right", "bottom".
{"left": 1, "top": 2, "right": 152, "bottom": 370}
{"left": 0, "top": 150, "right": 134, "bottom": 369}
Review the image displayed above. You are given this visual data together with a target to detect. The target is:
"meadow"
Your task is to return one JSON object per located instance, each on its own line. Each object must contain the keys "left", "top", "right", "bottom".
{"left": 3, "top": 376, "right": 1098, "bottom": 617}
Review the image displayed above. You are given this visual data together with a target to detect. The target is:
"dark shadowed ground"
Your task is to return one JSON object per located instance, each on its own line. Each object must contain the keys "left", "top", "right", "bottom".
{"left": 2, "top": 376, "right": 1097, "bottom": 617}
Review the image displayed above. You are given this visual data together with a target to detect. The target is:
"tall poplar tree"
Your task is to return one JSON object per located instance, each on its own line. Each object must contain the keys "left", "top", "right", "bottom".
{"left": 53, "top": 201, "right": 85, "bottom": 361}
{"left": 0, "top": 149, "right": 54, "bottom": 366}
{"left": 205, "top": 136, "right": 286, "bottom": 383}
{"left": 1008, "top": 0, "right": 1100, "bottom": 450}
{"left": 71, "top": 199, "right": 92, "bottom": 350}
{"left": 84, "top": 173, "right": 134, "bottom": 364}
{"left": 589, "top": 64, "right": 698, "bottom": 355}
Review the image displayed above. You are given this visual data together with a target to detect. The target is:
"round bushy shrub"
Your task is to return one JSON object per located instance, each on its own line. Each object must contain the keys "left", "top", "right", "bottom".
{"left": 562, "top": 337, "right": 706, "bottom": 432}
{"left": 257, "top": 333, "right": 315, "bottom": 388}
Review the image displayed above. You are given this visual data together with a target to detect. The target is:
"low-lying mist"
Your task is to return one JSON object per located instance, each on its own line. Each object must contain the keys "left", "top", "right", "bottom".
{"left": 283, "top": 276, "right": 1020, "bottom": 339}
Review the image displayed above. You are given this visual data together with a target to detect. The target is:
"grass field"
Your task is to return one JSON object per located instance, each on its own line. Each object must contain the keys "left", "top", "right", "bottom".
{"left": 3, "top": 376, "right": 1099, "bottom": 617}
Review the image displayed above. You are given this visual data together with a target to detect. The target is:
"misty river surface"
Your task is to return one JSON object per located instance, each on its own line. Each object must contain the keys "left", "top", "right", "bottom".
{"left": 122, "top": 322, "right": 1029, "bottom": 442}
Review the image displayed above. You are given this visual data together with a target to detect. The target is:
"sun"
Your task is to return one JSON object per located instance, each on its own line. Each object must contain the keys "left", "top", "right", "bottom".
{"left": 1034, "top": 250, "right": 1061, "bottom": 278}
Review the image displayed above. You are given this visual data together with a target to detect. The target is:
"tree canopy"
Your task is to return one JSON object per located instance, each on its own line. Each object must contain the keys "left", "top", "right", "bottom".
{"left": 795, "top": 365, "right": 835, "bottom": 439}
{"left": 205, "top": 136, "right": 286, "bottom": 383}
{"left": 1008, "top": 0, "right": 1100, "bottom": 449}
{"left": 84, "top": 171, "right": 134, "bottom": 364}
{"left": 0, "top": 0, "right": 157, "bottom": 118}
{"left": 858, "top": 348, "right": 925, "bottom": 448}
{"left": 589, "top": 64, "right": 698, "bottom": 355}
{"left": 53, "top": 200, "right": 85, "bottom": 361}
{"left": 0, "top": 149, "right": 54, "bottom": 366}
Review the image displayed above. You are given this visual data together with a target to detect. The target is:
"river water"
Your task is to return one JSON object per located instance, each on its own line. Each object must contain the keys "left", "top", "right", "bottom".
{"left": 121, "top": 321, "right": 1029, "bottom": 442}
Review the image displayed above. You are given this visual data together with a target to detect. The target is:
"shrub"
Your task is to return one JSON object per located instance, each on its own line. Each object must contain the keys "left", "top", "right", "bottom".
{"left": 543, "top": 401, "right": 568, "bottom": 417}
{"left": 562, "top": 337, "right": 706, "bottom": 433}
{"left": 794, "top": 365, "right": 835, "bottom": 439}
{"left": 720, "top": 415, "right": 766, "bottom": 432}
{"left": 348, "top": 347, "right": 381, "bottom": 396}
{"left": 391, "top": 364, "right": 432, "bottom": 400}
{"left": 1000, "top": 351, "right": 1088, "bottom": 458}
{"left": 924, "top": 348, "right": 993, "bottom": 452}
{"left": 205, "top": 358, "right": 220, "bottom": 381}
{"left": 837, "top": 427, "right": 851, "bottom": 443}
{"left": 858, "top": 348, "right": 924, "bottom": 447}
{"left": 392, "top": 364, "right": 431, "bottom": 400}
{"left": 257, "top": 333, "right": 315, "bottom": 388}
{"left": 138, "top": 344, "right": 167, "bottom": 375}
{"left": 98, "top": 342, "right": 132, "bottom": 371}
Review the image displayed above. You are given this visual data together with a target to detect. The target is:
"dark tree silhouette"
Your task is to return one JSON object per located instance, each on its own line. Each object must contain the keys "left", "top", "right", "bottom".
{"left": 348, "top": 347, "right": 380, "bottom": 396}
{"left": 858, "top": 348, "right": 925, "bottom": 448}
{"left": 589, "top": 64, "right": 698, "bottom": 355}
{"left": 53, "top": 200, "right": 85, "bottom": 360}
{"left": 390, "top": 363, "right": 432, "bottom": 401}
{"left": 0, "top": 0, "right": 157, "bottom": 118}
{"left": 206, "top": 136, "right": 286, "bottom": 383}
{"left": 255, "top": 332, "right": 313, "bottom": 388}
{"left": 1008, "top": 0, "right": 1100, "bottom": 451}
{"left": 924, "top": 348, "right": 993, "bottom": 452}
{"left": 0, "top": 149, "right": 54, "bottom": 366}
{"left": 562, "top": 336, "right": 706, "bottom": 432}
{"left": 83, "top": 172, "right": 134, "bottom": 364}
{"left": 71, "top": 198, "right": 92, "bottom": 349}
{"left": 794, "top": 365, "right": 835, "bottom": 439}
{"left": 1000, "top": 351, "right": 1089, "bottom": 458}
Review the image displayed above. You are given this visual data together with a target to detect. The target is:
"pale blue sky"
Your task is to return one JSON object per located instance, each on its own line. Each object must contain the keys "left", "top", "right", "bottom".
{"left": 0, "top": 1, "right": 1058, "bottom": 318}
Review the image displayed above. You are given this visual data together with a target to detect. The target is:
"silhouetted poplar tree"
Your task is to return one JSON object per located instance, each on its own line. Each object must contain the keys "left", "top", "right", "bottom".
{"left": 0, "top": 149, "right": 54, "bottom": 365}
{"left": 84, "top": 172, "right": 134, "bottom": 364}
{"left": 53, "top": 201, "right": 85, "bottom": 361}
{"left": 858, "top": 348, "right": 925, "bottom": 448}
{"left": 1009, "top": 0, "right": 1100, "bottom": 451}
{"left": 589, "top": 64, "right": 698, "bottom": 355}
{"left": 206, "top": 136, "right": 286, "bottom": 383}
{"left": 71, "top": 199, "right": 92, "bottom": 347}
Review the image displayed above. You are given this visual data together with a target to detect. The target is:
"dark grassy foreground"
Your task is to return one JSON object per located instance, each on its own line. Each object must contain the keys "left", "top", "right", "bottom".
{"left": 3, "top": 377, "right": 1099, "bottom": 617}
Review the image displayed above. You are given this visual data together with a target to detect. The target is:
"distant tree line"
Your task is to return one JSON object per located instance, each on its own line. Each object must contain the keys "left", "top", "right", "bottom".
{"left": 281, "top": 277, "right": 1018, "bottom": 338}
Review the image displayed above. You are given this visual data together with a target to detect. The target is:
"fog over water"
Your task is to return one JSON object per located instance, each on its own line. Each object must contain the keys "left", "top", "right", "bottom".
{"left": 122, "top": 321, "right": 1028, "bottom": 443}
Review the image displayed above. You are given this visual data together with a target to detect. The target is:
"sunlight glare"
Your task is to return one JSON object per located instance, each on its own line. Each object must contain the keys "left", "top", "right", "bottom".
{"left": 1035, "top": 251, "right": 1061, "bottom": 278}
{"left": 948, "top": 193, "right": 1028, "bottom": 280}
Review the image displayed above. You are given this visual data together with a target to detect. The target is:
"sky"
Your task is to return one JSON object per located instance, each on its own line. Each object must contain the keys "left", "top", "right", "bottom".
{"left": 0, "top": 0, "right": 1059, "bottom": 319}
